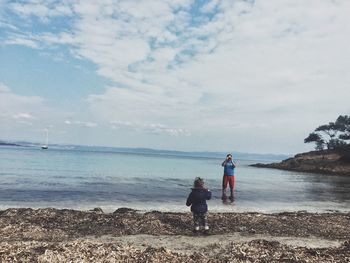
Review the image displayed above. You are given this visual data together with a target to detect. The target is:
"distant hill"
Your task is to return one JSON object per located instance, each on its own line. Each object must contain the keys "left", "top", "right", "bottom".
{"left": 63, "top": 145, "right": 289, "bottom": 161}
{"left": 0, "top": 141, "right": 22, "bottom": 147}
{"left": 0, "top": 140, "right": 289, "bottom": 161}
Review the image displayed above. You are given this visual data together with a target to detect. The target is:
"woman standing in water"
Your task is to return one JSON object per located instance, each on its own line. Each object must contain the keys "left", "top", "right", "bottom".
{"left": 221, "top": 153, "right": 236, "bottom": 202}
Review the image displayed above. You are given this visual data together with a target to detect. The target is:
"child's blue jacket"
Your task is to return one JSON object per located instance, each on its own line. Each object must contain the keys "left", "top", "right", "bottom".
{"left": 186, "top": 188, "right": 212, "bottom": 213}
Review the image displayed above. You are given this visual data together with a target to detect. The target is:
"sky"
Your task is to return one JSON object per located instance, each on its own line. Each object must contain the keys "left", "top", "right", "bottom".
{"left": 0, "top": 0, "right": 350, "bottom": 155}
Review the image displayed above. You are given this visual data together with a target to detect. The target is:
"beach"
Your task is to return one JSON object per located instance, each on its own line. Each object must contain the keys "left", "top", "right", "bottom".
{"left": 0, "top": 208, "right": 349, "bottom": 262}
{"left": 2, "top": 0, "right": 350, "bottom": 261}
{"left": 1, "top": 147, "right": 350, "bottom": 261}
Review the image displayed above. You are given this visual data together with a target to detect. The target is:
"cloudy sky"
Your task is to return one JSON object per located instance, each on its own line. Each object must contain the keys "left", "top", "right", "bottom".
{"left": 0, "top": 0, "right": 349, "bottom": 154}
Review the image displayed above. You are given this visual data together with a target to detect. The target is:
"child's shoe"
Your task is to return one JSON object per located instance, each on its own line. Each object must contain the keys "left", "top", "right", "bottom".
{"left": 193, "top": 226, "right": 200, "bottom": 233}
{"left": 229, "top": 195, "right": 234, "bottom": 202}
{"left": 204, "top": 225, "right": 210, "bottom": 235}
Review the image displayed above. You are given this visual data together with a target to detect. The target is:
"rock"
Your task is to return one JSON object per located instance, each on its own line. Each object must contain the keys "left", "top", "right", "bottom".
{"left": 113, "top": 207, "right": 137, "bottom": 214}
{"left": 90, "top": 208, "right": 104, "bottom": 213}
{"left": 251, "top": 149, "right": 350, "bottom": 176}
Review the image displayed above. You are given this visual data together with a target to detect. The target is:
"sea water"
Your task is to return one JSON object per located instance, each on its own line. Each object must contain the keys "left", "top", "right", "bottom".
{"left": 0, "top": 146, "right": 350, "bottom": 213}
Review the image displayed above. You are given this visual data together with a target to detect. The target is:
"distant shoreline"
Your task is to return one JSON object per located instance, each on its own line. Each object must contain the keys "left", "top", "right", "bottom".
{"left": 0, "top": 140, "right": 289, "bottom": 162}
{"left": 0, "top": 142, "right": 22, "bottom": 147}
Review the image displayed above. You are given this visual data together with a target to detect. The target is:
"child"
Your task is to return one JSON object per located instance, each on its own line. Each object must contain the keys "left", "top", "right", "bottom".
{"left": 186, "top": 177, "right": 212, "bottom": 233}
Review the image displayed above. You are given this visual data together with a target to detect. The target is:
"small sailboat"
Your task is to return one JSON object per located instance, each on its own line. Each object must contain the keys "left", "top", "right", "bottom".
{"left": 41, "top": 129, "right": 49, "bottom": 149}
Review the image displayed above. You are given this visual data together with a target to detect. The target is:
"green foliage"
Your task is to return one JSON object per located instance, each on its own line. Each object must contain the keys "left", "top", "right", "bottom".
{"left": 304, "top": 133, "right": 325, "bottom": 150}
{"left": 304, "top": 115, "right": 350, "bottom": 150}
{"left": 338, "top": 115, "right": 350, "bottom": 140}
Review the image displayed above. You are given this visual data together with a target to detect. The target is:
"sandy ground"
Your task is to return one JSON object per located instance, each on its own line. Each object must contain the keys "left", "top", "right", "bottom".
{"left": 0, "top": 208, "right": 349, "bottom": 262}
{"left": 95, "top": 233, "right": 343, "bottom": 251}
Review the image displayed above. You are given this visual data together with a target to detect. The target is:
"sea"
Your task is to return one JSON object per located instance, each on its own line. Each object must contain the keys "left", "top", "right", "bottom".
{"left": 1, "top": 145, "right": 350, "bottom": 213}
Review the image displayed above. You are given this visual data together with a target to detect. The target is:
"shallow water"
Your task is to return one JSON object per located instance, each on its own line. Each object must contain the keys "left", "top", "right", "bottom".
{"left": 0, "top": 146, "right": 349, "bottom": 213}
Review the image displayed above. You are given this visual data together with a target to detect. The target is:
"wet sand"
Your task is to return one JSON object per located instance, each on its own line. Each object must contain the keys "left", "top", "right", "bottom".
{"left": 0, "top": 208, "right": 349, "bottom": 262}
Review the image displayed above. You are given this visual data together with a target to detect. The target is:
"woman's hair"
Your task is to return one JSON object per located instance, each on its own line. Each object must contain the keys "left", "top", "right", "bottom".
{"left": 194, "top": 177, "right": 204, "bottom": 188}
{"left": 227, "top": 153, "right": 232, "bottom": 157}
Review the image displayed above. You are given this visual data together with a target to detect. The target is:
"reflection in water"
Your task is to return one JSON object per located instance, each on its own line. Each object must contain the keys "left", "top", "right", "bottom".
{"left": 303, "top": 173, "right": 350, "bottom": 202}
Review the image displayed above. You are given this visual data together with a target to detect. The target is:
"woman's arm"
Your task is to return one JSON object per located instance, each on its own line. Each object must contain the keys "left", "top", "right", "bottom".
{"left": 231, "top": 160, "right": 236, "bottom": 167}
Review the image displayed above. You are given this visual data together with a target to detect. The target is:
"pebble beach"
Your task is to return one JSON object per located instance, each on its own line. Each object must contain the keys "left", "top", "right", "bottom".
{"left": 0, "top": 208, "right": 349, "bottom": 262}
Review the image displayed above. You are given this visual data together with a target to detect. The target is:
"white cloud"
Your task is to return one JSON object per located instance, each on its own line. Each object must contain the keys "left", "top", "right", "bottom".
{"left": 2, "top": 0, "right": 350, "bottom": 152}
{"left": 201, "top": 0, "right": 220, "bottom": 14}
{"left": 65, "top": 119, "right": 99, "bottom": 128}
{"left": 4, "top": 36, "right": 39, "bottom": 48}
{"left": 0, "top": 83, "right": 47, "bottom": 138}
{"left": 39, "top": 32, "right": 76, "bottom": 45}
{"left": 0, "top": 83, "right": 45, "bottom": 119}
{"left": 13, "top": 113, "right": 35, "bottom": 120}
{"left": 110, "top": 120, "right": 190, "bottom": 136}
{"left": 0, "top": 83, "right": 85, "bottom": 143}
{"left": 9, "top": 1, "right": 73, "bottom": 21}
{"left": 0, "top": 20, "right": 18, "bottom": 30}
{"left": 0, "top": 83, "right": 10, "bottom": 93}
{"left": 74, "top": 121, "right": 98, "bottom": 128}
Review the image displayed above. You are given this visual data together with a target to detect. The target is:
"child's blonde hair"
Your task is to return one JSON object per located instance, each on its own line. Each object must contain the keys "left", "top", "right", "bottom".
{"left": 194, "top": 177, "right": 204, "bottom": 188}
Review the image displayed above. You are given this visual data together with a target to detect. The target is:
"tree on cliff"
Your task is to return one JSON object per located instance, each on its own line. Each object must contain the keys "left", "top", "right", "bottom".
{"left": 304, "top": 115, "right": 350, "bottom": 150}
{"left": 337, "top": 115, "right": 350, "bottom": 140}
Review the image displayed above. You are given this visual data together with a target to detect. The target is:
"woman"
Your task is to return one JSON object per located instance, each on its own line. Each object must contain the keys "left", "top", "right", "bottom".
{"left": 221, "top": 153, "right": 236, "bottom": 202}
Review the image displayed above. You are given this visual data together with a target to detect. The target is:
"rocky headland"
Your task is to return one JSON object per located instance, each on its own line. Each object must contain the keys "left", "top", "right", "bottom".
{"left": 252, "top": 148, "right": 350, "bottom": 176}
